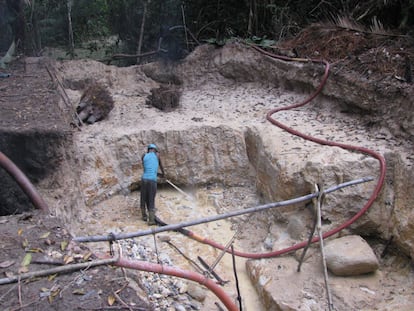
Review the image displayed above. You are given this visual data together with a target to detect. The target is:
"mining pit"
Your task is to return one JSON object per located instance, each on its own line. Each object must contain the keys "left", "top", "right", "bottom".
{"left": 1, "top": 43, "right": 414, "bottom": 310}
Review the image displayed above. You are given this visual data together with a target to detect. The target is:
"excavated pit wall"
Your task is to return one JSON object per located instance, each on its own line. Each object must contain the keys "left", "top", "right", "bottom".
{"left": 73, "top": 126, "right": 254, "bottom": 207}
{"left": 1, "top": 43, "right": 413, "bottom": 261}
{"left": 0, "top": 129, "right": 84, "bottom": 221}
{"left": 142, "top": 43, "right": 414, "bottom": 258}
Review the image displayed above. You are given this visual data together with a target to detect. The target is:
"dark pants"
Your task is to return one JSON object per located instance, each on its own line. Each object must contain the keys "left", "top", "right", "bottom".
{"left": 140, "top": 179, "right": 157, "bottom": 213}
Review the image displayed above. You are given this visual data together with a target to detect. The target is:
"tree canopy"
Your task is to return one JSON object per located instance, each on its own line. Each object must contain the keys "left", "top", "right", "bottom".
{"left": 1, "top": 0, "right": 413, "bottom": 62}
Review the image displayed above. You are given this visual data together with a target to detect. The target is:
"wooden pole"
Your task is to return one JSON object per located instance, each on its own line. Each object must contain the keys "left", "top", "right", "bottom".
{"left": 297, "top": 202, "right": 317, "bottom": 272}
{"left": 0, "top": 255, "right": 119, "bottom": 285}
{"left": 181, "top": 4, "right": 189, "bottom": 51}
{"left": 73, "top": 177, "right": 373, "bottom": 243}
{"left": 66, "top": 0, "right": 74, "bottom": 59}
{"left": 136, "top": 0, "right": 148, "bottom": 64}
{"left": 315, "top": 183, "right": 334, "bottom": 311}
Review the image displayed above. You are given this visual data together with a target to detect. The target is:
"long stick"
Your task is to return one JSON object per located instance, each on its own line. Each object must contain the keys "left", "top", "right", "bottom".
{"left": 165, "top": 179, "right": 193, "bottom": 199}
{"left": 165, "top": 241, "right": 205, "bottom": 274}
{"left": 136, "top": 0, "right": 147, "bottom": 64}
{"left": 197, "top": 256, "right": 227, "bottom": 285}
{"left": 297, "top": 202, "right": 317, "bottom": 272}
{"left": 73, "top": 177, "right": 373, "bottom": 243}
{"left": 0, "top": 255, "right": 119, "bottom": 285}
{"left": 315, "top": 184, "right": 334, "bottom": 311}
{"left": 210, "top": 228, "right": 239, "bottom": 271}
{"left": 231, "top": 245, "right": 243, "bottom": 311}
{"left": 181, "top": 4, "right": 189, "bottom": 51}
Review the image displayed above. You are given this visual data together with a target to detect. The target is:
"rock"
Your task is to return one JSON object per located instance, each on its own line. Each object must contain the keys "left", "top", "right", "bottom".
{"left": 286, "top": 215, "right": 306, "bottom": 240}
{"left": 173, "top": 303, "right": 186, "bottom": 311}
{"left": 324, "top": 235, "right": 379, "bottom": 276}
{"left": 263, "top": 235, "right": 274, "bottom": 250}
{"left": 187, "top": 283, "right": 206, "bottom": 302}
{"left": 176, "top": 281, "right": 188, "bottom": 294}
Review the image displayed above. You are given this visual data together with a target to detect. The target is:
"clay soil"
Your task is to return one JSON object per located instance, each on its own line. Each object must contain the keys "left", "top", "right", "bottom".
{"left": 1, "top": 24, "right": 414, "bottom": 310}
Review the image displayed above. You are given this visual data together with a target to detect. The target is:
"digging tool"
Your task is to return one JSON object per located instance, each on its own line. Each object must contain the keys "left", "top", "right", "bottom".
{"left": 197, "top": 256, "right": 228, "bottom": 285}
{"left": 158, "top": 235, "right": 205, "bottom": 274}
{"left": 165, "top": 179, "right": 193, "bottom": 200}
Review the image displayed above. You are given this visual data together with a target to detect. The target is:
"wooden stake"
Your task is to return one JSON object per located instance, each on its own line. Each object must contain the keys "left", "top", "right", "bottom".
{"left": 315, "top": 183, "right": 334, "bottom": 311}
{"left": 297, "top": 202, "right": 318, "bottom": 272}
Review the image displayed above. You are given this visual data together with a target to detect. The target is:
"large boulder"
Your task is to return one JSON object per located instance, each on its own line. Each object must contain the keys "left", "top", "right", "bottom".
{"left": 325, "top": 235, "right": 379, "bottom": 276}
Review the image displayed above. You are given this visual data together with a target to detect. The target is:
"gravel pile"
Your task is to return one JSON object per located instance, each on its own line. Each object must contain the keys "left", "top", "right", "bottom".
{"left": 120, "top": 239, "right": 206, "bottom": 310}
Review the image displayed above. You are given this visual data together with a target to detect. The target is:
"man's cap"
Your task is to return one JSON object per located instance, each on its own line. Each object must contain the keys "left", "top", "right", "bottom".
{"left": 148, "top": 143, "right": 158, "bottom": 151}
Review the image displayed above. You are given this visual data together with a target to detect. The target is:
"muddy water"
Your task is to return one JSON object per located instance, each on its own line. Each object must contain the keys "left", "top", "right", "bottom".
{"left": 73, "top": 185, "right": 264, "bottom": 310}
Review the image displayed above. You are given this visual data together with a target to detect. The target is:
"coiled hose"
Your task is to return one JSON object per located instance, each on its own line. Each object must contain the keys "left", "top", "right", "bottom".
{"left": 160, "top": 44, "right": 386, "bottom": 259}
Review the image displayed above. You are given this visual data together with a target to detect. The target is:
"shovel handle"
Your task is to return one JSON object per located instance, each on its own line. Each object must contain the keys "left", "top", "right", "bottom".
{"left": 166, "top": 179, "right": 193, "bottom": 199}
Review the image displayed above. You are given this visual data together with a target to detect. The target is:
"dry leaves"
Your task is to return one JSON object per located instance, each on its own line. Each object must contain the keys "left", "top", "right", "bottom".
{"left": 0, "top": 260, "right": 15, "bottom": 268}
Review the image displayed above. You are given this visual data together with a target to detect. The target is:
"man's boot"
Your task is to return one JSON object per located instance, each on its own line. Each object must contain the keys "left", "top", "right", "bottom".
{"left": 140, "top": 207, "right": 148, "bottom": 221}
{"left": 148, "top": 210, "right": 156, "bottom": 225}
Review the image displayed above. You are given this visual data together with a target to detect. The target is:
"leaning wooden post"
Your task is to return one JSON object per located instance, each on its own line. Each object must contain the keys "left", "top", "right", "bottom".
{"left": 315, "top": 183, "right": 334, "bottom": 311}
{"left": 297, "top": 201, "right": 317, "bottom": 272}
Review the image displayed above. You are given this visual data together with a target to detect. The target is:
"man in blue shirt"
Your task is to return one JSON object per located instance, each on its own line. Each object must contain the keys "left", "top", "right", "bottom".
{"left": 140, "top": 144, "right": 165, "bottom": 225}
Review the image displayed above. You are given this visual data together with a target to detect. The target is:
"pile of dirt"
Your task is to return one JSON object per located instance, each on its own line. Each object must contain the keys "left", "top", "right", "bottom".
{"left": 280, "top": 23, "right": 414, "bottom": 83}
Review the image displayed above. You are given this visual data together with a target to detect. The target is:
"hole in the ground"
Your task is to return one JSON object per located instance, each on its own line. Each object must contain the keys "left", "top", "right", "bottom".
{"left": 0, "top": 131, "right": 69, "bottom": 216}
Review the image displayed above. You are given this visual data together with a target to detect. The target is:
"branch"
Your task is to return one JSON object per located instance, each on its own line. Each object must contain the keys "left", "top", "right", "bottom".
{"left": 0, "top": 255, "right": 119, "bottom": 285}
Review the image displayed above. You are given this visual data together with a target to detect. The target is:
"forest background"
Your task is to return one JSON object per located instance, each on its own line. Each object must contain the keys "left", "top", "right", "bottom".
{"left": 1, "top": 0, "right": 414, "bottom": 65}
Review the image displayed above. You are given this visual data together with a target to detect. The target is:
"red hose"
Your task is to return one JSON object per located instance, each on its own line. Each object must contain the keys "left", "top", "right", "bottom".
{"left": 114, "top": 257, "right": 238, "bottom": 311}
{"left": 170, "top": 44, "right": 386, "bottom": 259}
{"left": 0, "top": 151, "right": 49, "bottom": 213}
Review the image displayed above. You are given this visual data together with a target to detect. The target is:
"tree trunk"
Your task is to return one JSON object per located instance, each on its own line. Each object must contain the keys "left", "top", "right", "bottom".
{"left": 136, "top": 0, "right": 148, "bottom": 64}
{"left": 67, "top": 0, "right": 74, "bottom": 59}
{"left": 247, "top": 0, "right": 257, "bottom": 36}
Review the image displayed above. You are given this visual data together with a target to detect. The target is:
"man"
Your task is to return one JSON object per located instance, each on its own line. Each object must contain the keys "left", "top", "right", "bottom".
{"left": 140, "top": 144, "right": 165, "bottom": 225}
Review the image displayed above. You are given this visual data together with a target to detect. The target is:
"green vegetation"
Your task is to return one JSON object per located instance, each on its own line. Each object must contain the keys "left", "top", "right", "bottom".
{"left": 1, "top": 0, "right": 413, "bottom": 63}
